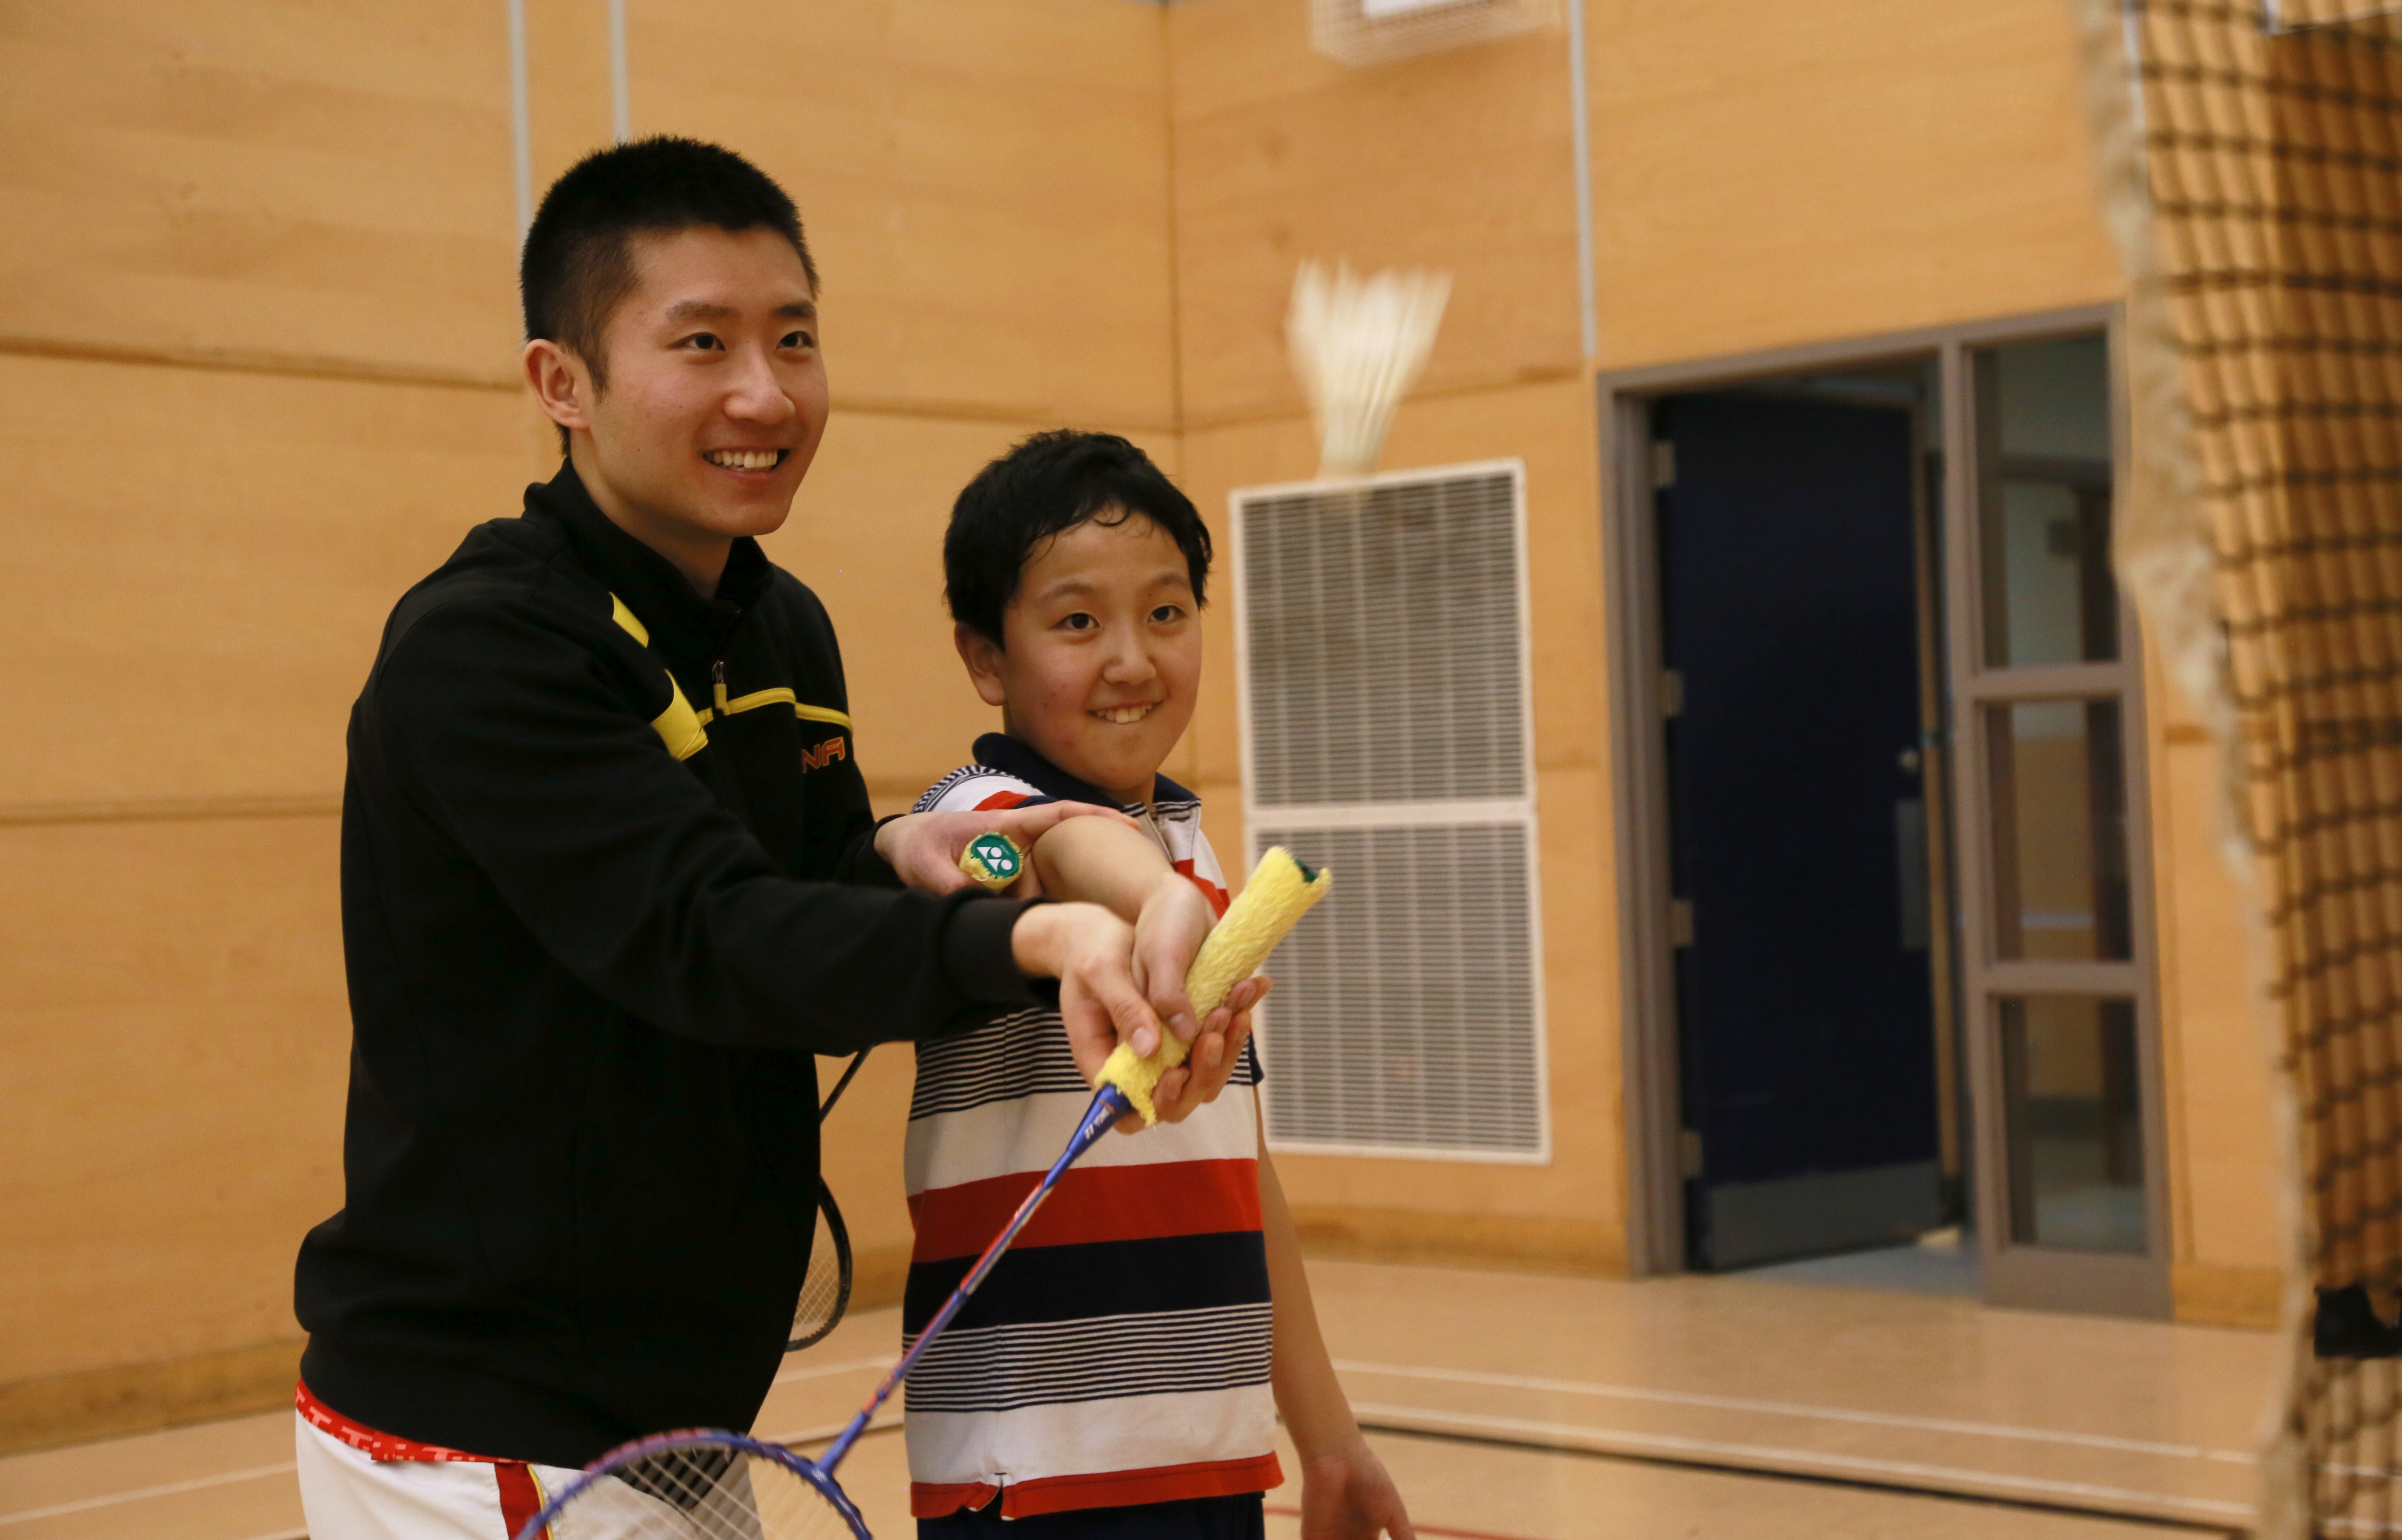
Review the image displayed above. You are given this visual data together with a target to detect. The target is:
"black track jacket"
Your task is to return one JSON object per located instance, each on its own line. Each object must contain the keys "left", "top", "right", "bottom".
{"left": 295, "top": 464, "right": 1039, "bottom": 1468}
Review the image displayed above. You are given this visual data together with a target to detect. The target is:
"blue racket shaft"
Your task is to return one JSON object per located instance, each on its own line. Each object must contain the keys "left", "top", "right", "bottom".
{"left": 819, "top": 1082, "right": 1130, "bottom": 1468}
{"left": 507, "top": 1084, "right": 1133, "bottom": 1540}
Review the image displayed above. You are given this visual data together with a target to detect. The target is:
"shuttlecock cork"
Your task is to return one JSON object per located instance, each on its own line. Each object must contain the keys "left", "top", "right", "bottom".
{"left": 1097, "top": 847, "right": 1332, "bottom": 1124}
{"left": 1285, "top": 259, "right": 1451, "bottom": 479}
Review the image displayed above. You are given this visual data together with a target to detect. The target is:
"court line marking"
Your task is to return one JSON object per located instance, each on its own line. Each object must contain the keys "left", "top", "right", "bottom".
{"left": 771, "top": 1354, "right": 892, "bottom": 1386}
{"left": 0, "top": 1461, "right": 298, "bottom": 1527}
{"left": 1335, "top": 1359, "right": 2258, "bottom": 1465}
{"left": 1266, "top": 1502, "right": 1539, "bottom": 1540}
{"left": 1345, "top": 1401, "right": 2257, "bottom": 1525}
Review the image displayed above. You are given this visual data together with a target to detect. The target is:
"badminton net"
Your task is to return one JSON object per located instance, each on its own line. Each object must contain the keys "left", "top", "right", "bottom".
{"left": 2077, "top": 2, "right": 2402, "bottom": 1533}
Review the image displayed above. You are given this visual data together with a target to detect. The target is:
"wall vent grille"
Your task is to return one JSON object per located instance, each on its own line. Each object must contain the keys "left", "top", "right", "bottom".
{"left": 1235, "top": 460, "right": 1547, "bottom": 1161}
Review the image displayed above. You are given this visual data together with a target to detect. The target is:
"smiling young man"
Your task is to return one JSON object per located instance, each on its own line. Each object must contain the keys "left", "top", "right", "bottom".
{"left": 289, "top": 139, "right": 1247, "bottom": 1540}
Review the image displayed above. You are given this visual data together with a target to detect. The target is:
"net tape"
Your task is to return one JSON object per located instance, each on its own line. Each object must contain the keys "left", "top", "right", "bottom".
{"left": 2076, "top": 2, "right": 2402, "bottom": 1532}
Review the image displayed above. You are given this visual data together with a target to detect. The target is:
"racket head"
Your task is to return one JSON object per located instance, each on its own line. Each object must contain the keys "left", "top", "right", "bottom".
{"left": 787, "top": 1178, "right": 853, "bottom": 1352}
{"left": 511, "top": 1429, "right": 868, "bottom": 1540}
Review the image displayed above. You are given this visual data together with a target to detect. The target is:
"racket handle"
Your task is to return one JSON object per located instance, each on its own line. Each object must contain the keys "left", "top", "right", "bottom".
{"left": 819, "top": 1084, "right": 1131, "bottom": 1472}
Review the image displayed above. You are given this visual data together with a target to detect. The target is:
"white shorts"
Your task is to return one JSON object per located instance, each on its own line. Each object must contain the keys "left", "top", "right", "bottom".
{"left": 293, "top": 1412, "right": 581, "bottom": 1540}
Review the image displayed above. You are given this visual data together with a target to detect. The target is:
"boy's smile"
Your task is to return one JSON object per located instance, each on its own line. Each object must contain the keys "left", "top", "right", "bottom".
{"left": 957, "top": 513, "right": 1202, "bottom": 808}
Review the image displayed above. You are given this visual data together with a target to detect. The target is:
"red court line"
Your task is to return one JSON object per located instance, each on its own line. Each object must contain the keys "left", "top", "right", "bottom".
{"left": 1263, "top": 1505, "right": 1544, "bottom": 1540}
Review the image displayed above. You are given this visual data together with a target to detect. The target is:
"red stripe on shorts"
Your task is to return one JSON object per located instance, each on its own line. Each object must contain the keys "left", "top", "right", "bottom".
{"left": 295, "top": 1381, "right": 502, "bottom": 1464}
{"left": 494, "top": 1463, "right": 548, "bottom": 1540}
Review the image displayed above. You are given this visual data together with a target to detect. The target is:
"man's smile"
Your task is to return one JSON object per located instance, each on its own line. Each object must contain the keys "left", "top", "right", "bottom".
{"left": 702, "top": 447, "right": 789, "bottom": 471}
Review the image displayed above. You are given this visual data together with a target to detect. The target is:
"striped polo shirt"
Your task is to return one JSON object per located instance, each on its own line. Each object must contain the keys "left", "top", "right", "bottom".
{"left": 902, "top": 733, "right": 1279, "bottom": 1520}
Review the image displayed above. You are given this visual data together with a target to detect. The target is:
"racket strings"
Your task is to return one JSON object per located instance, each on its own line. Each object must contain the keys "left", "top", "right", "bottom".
{"left": 597, "top": 1446, "right": 857, "bottom": 1540}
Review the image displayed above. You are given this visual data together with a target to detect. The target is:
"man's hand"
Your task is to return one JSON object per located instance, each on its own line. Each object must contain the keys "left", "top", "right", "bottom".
{"left": 876, "top": 803, "right": 1133, "bottom": 896}
{"left": 1008, "top": 902, "right": 1165, "bottom": 1082}
{"left": 1300, "top": 1438, "right": 1415, "bottom": 1540}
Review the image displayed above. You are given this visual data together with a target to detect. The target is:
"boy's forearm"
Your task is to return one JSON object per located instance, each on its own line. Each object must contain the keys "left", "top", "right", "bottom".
{"left": 1260, "top": 1143, "right": 1364, "bottom": 1458}
{"left": 1031, "top": 815, "right": 1174, "bottom": 921}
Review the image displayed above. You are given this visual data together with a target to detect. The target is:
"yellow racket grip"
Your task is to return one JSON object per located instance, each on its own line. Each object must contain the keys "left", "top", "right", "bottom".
{"left": 1097, "top": 846, "right": 1331, "bottom": 1124}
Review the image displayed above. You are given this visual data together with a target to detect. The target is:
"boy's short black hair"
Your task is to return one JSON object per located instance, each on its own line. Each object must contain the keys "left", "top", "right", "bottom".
{"left": 521, "top": 136, "right": 817, "bottom": 394}
{"left": 946, "top": 431, "right": 1213, "bottom": 645}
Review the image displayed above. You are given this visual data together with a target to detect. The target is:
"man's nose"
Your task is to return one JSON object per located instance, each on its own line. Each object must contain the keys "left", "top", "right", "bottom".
{"left": 725, "top": 346, "right": 796, "bottom": 424}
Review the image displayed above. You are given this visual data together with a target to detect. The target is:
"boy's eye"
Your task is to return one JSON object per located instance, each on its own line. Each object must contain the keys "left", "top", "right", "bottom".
{"left": 1060, "top": 612, "right": 1099, "bottom": 632}
{"left": 680, "top": 333, "right": 724, "bottom": 352}
{"left": 780, "top": 330, "right": 815, "bottom": 350}
{"left": 1149, "top": 604, "right": 1184, "bottom": 624}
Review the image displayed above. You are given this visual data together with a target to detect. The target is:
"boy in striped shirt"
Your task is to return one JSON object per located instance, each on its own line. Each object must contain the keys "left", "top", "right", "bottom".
{"left": 904, "top": 432, "right": 1415, "bottom": 1539}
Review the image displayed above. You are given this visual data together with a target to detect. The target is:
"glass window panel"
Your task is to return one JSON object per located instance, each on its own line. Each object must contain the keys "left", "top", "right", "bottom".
{"left": 1984, "top": 699, "right": 2132, "bottom": 961}
{"left": 1975, "top": 335, "right": 2117, "bottom": 668}
{"left": 2000, "top": 996, "right": 2146, "bottom": 1253}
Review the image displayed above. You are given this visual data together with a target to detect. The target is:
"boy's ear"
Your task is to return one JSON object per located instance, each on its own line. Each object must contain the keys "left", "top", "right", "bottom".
{"left": 523, "top": 338, "right": 593, "bottom": 434}
{"left": 954, "top": 622, "right": 1010, "bottom": 709}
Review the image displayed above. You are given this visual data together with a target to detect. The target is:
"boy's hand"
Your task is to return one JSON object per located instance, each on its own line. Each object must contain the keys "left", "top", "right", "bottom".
{"left": 876, "top": 802, "right": 1133, "bottom": 896}
{"left": 1008, "top": 901, "right": 1166, "bottom": 1080}
{"left": 1164, "top": 974, "right": 1269, "bottom": 1121}
{"left": 1300, "top": 1438, "right": 1415, "bottom": 1540}
{"left": 1132, "top": 871, "right": 1270, "bottom": 1126}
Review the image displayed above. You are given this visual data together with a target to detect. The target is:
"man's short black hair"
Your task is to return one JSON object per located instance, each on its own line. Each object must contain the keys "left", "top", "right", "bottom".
{"left": 945, "top": 431, "right": 1213, "bottom": 645}
{"left": 521, "top": 135, "right": 817, "bottom": 394}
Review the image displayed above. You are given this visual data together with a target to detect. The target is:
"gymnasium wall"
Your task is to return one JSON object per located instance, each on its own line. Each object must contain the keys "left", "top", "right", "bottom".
{"left": 0, "top": 0, "right": 1179, "bottom": 1452}
{"left": 1164, "top": 0, "right": 2282, "bottom": 1324}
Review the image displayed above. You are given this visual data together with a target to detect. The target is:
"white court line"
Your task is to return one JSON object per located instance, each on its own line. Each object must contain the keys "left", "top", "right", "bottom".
{"left": 0, "top": 1461, "right": 297, "bottom": 1527}
{"left": 1345, "top": 1401, "right": 2259, "bottom": 1524}
{"left": 763, "top": 1413, "right": 901, "bottom": 1449}
{"left": 771, "top": 1354, "right": 891, "bottom": 1387}
{"left": 1336, "top": 1359, "right": 2258, "bottom": 1466}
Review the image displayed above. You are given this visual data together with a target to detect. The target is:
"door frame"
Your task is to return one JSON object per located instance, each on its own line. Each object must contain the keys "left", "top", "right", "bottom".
{"left": 1601, "top": 304, "right": 2171, "bottom": 1315}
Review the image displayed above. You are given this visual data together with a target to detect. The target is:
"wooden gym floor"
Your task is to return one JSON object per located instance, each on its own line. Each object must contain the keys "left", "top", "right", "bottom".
{"left": 0, "top": 1260, "right": 2280, "bottom": 1539}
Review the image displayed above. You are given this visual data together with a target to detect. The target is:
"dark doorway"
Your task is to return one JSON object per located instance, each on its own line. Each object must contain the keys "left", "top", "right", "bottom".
{"left": 1654, "top": 380, "right": 1957, "bottom": 1272}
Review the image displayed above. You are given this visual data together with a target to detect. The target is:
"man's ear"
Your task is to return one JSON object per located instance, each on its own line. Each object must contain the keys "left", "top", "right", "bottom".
{"left": 954, "top": 622, "right": 1009, "bottom": 709}
{"left": 523, "top": 339, "right": 594, "bottom": 435}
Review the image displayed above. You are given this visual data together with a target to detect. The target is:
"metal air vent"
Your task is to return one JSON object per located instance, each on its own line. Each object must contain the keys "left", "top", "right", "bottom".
{"left": 1235, "top": 460, "right": 1547, "bottom": 1161}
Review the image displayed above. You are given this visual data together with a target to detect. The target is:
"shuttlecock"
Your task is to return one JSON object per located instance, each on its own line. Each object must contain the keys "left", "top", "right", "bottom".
{"left": 1285, "top": 259, "right": 1450, "bottom": 480}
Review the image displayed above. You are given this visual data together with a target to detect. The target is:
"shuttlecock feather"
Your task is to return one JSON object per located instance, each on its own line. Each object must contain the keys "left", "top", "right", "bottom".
{"left": 1285, "top": 260, "right": 1451, "bottom": 479}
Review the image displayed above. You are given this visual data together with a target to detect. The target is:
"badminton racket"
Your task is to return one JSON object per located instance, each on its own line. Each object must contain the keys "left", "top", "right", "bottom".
{"left": 510, "top": 849, "right": 1328, "bottom": 1540}
{"left": 789, "top": 1053, "right": 870, "bottom": 1352}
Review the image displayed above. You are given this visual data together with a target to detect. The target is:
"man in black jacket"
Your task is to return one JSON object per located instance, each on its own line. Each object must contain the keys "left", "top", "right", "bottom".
{"left": 291, "top": 139, "right": 1248, "bottom": 1534}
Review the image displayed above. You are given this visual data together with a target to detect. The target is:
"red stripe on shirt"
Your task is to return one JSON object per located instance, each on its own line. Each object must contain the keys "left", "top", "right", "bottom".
{"left": 974, "top": 790, "right": 1032, "bottom": 811}
{"left": 1175, "top": 859, "right": 1230, "bottom": 917}
{"left": 907, "top": 1452, "right": 1284, "bottom": 1519}
{"left": 908, "top": 1159, "right": 1260, "bottom": 1263}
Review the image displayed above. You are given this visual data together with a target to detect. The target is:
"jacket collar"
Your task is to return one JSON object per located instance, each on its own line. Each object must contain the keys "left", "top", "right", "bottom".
{"left": 524, "top": 461, "right": 770, "bottom": 663}
{"left": 972, "top": 733, "right": 1199, "bottom": 813}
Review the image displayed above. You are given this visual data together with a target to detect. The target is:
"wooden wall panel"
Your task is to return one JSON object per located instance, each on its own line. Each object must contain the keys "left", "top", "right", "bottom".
{"left": 0, "top": 0, "right": 519, "bottom": 378}
{"left": 625, "top": 0, "right": 1177, "bottom": 429}
{"left": 0, "top": 815, "right": 346, "bottom": 1384}
{"left": 1178, "top": 378, "right": 1621, "bottom": 1250}
{"left": 0, "top": 355, "right": 535, "bottom": 810}
{"left": 1586, "top": 0, "right": 2124, "bottom": 369}
{"left": 1167, "top": 0, "right": 1583, "bottom": 426}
